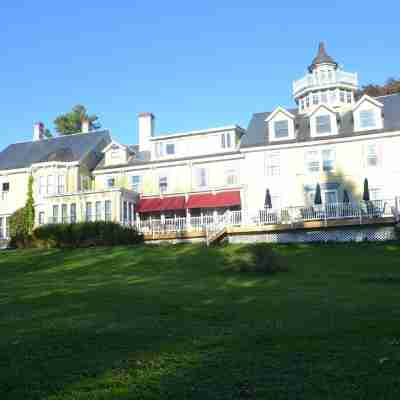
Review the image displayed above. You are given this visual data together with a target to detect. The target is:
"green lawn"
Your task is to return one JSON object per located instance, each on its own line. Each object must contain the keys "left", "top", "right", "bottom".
{"left": 1, "top": 243, "right": 400, "bottom": 399}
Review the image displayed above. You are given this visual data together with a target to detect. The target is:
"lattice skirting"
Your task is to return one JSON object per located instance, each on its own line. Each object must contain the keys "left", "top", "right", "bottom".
{"left": 228, "top": 226, "right": 397, "bottom": 244}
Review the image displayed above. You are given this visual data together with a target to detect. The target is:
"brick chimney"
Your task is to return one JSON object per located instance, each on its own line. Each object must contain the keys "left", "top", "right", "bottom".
{"left": 33, "top": 122, "right": 45, "bottom": 141}
{"left": 138, "top": 112, "right": 154, "bottom": 152}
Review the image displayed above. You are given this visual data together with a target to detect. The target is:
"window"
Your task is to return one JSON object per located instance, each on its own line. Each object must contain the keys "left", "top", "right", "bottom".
{"left": 366, "top": 144, "right": 378, "bottom": 167}
{"left": 305, "top": 151, "right": 320, "bottom": 173}
{"left": 52, "top": 205, "right": 59, "bottom": 223}
{"left": 221, "top": 132, "right": 232, "bottom": 149}
{"left": 340, "top": 90, "right": 345, "bottom": 103}
{"left": 156, "top": 143, "right": 164, "bottom": 158}
{"left": 81, "top": 176, "right": 90, "bottom": 191}
{"left": 95, "top": 201, "right": 102, "bottom": 221}
{"left": 322, "top": 149, "right": 335, "bottom": 173}
{"left": 195, "top": 167, "right": 208, "bottom": 188}
{"left": 360, "top": 110, "right": 376, "bottom": 129}
{"left": 266, "top": 152, "right": 280, "bottom": 176}
{"left": 38, "top": 212, "right": 45, "bottom": 225}
{"left": 370, "top": 187, "right": 382, "bottom": 201}
{"left": 159, "top": 176, "right": 168, "bottom": 193}
{"left": 300, "top": 99, "right": 305, "bottom": 111}
{"left": 273, "top": 120, "right": 289, "bottom": 139}
{"left": 70, "top": 203, "right": 77, "bottom": 223}
{"left": 131, "top": 175, "right": 141, "bottom": 192}
{"left": 312, "top": 94, "right": 319, "bottom": 105}
{"left": 61, "top": 204, "right": 68, "bottom": 224}
{"left": 105, "top": 200, "right": 112, "bottom": 221}
{"left": 39, "top": 176, "right": 45, "bottom": 195}
{"left": 330, "top": 90, "right": 337, "bottom": 103}
{"left": 2, "top": 182, "right": 9, "bottom": 192}
{"left": 47, "top": 175, "right": 54, "bottom": 195}
{"left": 110, "top": 150, "right": 119, "bottom": 159}
{"left": 0, "top": 218, "right": 3, "bottom": 239}
{"left": 316, "top": 115, "right": 332, "bottom": 134}
{"left": 5, "top": 217, "right": 10, "bottom": 238}
{"left": 321, "top": 92, "right": 328, "bottom": 104}
{"left": 225, "top": 167, "right": 238, "bottom": 186}
{"left": 166, "top": 143, "right": 175, "bottom": 155}
{"left": 86, "top": 202, "right": 92, "bottom": 222}
{"left": 57, "top": 175, "right": 65, "bottom": 194}
{"left": 128, "top": 202, "right": 133, "bottom": 224}
{"left": 306, "top": 96, "right": 310, "bottom": 107}
{"left": 346, "top": 91, "right": 352, "bottom": 104}
{"left": 106, "top": 177, "right": 115, "bottom": 188}
{"left": 324, "top": 190, "right": 338, "bottom": 204}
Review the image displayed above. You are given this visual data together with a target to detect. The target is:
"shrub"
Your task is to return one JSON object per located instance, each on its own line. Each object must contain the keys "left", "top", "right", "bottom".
{"left": 238, "top": 243, "right": 289, "bottom": 274}
{"left": 23, "top": 222, "right": 144, "bottom": 249}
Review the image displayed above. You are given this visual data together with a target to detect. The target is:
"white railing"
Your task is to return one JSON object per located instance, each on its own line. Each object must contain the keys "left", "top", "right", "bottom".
{"left": 133, "top": 198, "right": 399, "bottom": 236}
{"left": 293, "top": 70, "right": 358, "bottom": 95}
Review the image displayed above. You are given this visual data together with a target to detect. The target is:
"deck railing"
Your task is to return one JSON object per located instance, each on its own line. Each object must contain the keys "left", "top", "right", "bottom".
{"left": 134, "top": 198, "right": 398, "bottom": 235}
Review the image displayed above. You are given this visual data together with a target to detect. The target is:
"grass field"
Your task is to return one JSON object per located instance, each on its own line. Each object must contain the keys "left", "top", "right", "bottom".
{"left": 1, "top": 243, "right": 400, "bottom": 399}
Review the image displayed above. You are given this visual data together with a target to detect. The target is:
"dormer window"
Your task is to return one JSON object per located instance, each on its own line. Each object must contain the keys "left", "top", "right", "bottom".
{"left": 266, "top": 107, "right": 295, "bottom": 142}
{"left": 359, "top": 110, "right": 376, "bottom": 129}
{"left": 166, "top": 143, "right": 175, "bottom": 155}
{"left": 316, "top": 115, "right": 331, "bottom": 134}
{"left": 274, "top": 120, "right": 289, "bottom": 139}
{"left": 221, "top": 132, "right": 232, "bottom": 149}
{"left": 353, "top": 95, "right": 383, "bottom": 132}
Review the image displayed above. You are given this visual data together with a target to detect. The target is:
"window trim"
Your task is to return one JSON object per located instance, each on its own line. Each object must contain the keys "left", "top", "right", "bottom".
{"left": 309, "top": 106, "right": 338, "bottom": 138}
{"left": 265, "top": 151, "right": 281, "bottom": 177}
{"left": 266, "top": 108, "right": 295, "bottom": 142}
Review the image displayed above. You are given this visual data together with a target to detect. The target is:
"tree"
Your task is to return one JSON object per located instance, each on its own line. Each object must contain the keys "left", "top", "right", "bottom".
{"left": 24, "top": 175, "right": 35, "bottom": 234}
{"left": 314, "top": 183, "right": 322, "bottom": 205}
{"left": 363, "top": 178, "right": 370, "bottom": 202}
{"left": 355, "top": 77, "right": 400, "bottom": 99}
{"left": 54, "top": 105, "right": 101, "bottom": 135}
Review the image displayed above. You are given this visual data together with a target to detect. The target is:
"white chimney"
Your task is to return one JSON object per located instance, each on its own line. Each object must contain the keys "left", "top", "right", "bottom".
{"left": 82, "top": 119, "right": 90, "bottom": 133}
{"left": 33, "top": 122, "right": 45, "bottom": 141}
{"left": 138, "top": 112, "right": 154, "bottom": 152}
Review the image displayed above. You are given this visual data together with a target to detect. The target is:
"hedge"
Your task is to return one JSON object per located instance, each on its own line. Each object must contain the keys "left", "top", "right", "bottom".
{"left": 10, "top": 221, "right": 143, "bottom": 249}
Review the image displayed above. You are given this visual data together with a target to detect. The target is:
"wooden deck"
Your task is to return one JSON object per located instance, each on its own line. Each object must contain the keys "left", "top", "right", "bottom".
{"left": 143, "top": 216, "right": 396, "bottom": 242}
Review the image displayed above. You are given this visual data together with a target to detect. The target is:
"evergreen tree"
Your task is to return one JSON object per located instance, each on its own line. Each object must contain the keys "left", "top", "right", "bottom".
{"left": 363, "top": 178, "right": 370, "bottom": 202}
{"left": 24, "top": 175, "right": 35, "bottom": 234}
{"left": 314, "top": 183, "right": 322, "bottom": 205}
{"left": 54, "top": 105, "right": 101, "bottom": 135}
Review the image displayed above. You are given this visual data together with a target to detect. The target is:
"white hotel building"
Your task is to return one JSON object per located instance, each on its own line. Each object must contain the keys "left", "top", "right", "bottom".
{"left": 0, "top": 43, "right": 399, "bottom": 242}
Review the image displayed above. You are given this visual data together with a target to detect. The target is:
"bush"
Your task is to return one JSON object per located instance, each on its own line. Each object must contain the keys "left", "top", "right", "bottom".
{"left": 238, "top": 243, "right": 289, "bottom": 274}
{"left": 14, "top": 222, "right": 144, "bottom": 249}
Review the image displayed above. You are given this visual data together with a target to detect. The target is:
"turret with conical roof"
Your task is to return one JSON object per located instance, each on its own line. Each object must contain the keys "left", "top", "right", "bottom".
{"left": 293, "top": 42, "right": 358, "bottom": 114}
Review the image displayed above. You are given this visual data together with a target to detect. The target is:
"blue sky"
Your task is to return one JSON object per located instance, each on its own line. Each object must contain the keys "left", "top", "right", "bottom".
{"left": 1, "top": 1, "right": 399, "bottom": 149}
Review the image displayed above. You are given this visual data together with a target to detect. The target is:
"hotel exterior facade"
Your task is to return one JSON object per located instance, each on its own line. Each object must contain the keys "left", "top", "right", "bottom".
{"left": 1, "top": 43, "right": 400, "bottom": 242}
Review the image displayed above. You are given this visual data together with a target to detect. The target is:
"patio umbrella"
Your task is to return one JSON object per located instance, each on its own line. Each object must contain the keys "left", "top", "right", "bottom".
{"left": 314, "top": 183, "right": 322, "bottom": 205}
{"left": 264, "top": 189, "right": 272, "bottom": 209}
{"left": 343, "top": 189, "right": 350, "bottom": 203}
{"left": 363, "top": 178, "right": 370, "bottom": 201}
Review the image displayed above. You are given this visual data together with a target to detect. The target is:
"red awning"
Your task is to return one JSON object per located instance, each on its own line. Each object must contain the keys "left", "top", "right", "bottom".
{"left": 187, "top": 191, "right": 241, "bottom": 209}
{"left": 137, "top": 196, "right": 186, "bottom": 213}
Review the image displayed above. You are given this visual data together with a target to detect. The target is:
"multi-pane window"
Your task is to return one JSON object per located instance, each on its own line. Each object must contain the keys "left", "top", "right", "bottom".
{"left": 312, "top": 94, "right": 319, "bottom": 105}
{"left": 195, "top": 168, "right": 208, "bottom": 188}
{"left": 58, "top": 175, "right": 66, "bottom": 194}
{"left": 166, "top": 143, "right": 175, "bottom": 155}
{"left": 370, "top": 188, "right": 382, "bottom": 201}
{"left": 366, "top": 144, "right": 378, "bottom": 167}
{"left": 159, "top": 176, "right": 168, "bottom": 193}
{"left": 273, "top": 120, "right": 289, "bottom": 139}
{"left": 105, "top": 200, "right": 112, "bottom": 221}
{"left": 61, "top": 204, "right": 68, "bottom": 224}
{"left": 128, "top": 202, "right": 133, "bottom": 224}
{"left": 305, "top": 151, "right": 320, "bottom": 173}
{"left": 306, "top": 96, "right": 310, "bottom": 107}
{"left": 156, "top": 143, "right": 164, "bottom": 158}
{"left": 39, "top": 176, "right": 45, "bottom": 195}
{"left": 47, "top": 175, "right": 54, "bottom": 195}
{"left": 70, "top": 203, "right": 77, "bottom": 223}
{"left": 322, "top": 149, "right": 335, "bottom": 172}
{"left": 5, "top": 217, "right": 10, "bottom": 238}
{"left": 95, "top": 201, "right": 102, "bottom": 221}
{"left": 52, "top": 205, "right": 59, "bottom": 223}
{"left": 86, "top": 202, "right": 92, "bottom": 222}
{"left": 316, "top": 115, "right": 332, "bottom": 134}
{"left": 221, "top": 132, "right": 232, "bottom": 149}
{"left": 266, "top": 152, "right": 280, "bottom": 176}
{"left": 330, "top": 90, "right": 337, "bottom": 103}
{"left": 2, "top": 182, "right": 9, "bottom": 191}
{"left": 81, "top": 176, "right": 90, "bottom": 191}
{"left": 225, "top": 167, "right": 238, "bottom": 186}
{"left": 340, "top": 90, "right": 345, "bottom": 103}
{"left": 123, "top": 201, "right": 128, "bottom": 223}
{"left": 321, "top": 91, "right": 328, "bottom": 104}
{"left": 300, "top": 99, "right": 305, "bottom": 111}
{"left": 346, "top": 91, "right": 352, "bottom": 104}
{"left": 360, "top": 110, "right": 376, "bottom": 129}
{"left": 131, "top": 175, "right": 141, "bottom": 192}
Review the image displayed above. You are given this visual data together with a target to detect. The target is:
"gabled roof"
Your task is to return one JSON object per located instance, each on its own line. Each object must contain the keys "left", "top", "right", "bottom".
{"left": 0, "top": 130, "right": 111, "bottom": 171}
{"left": 102, "top": 140, "right": 127, "bottom": 153}
{"left": 307, "top": 103, "right": 337, "bottom": 117}
{"left": 308, "top": 42, "right": 338, "bottom": 72}
{"left": 265, "top": 106, "right": 295, "bottom": 122}
{"left": 353, "top": 94, "right": 383, "bottom": 111}
{"left": 242, "top": 94, "right": 400, "bottom": 149}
